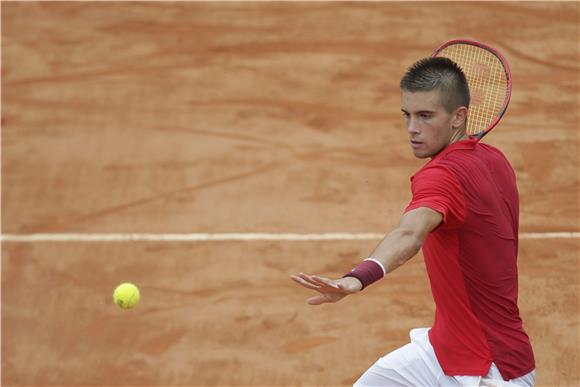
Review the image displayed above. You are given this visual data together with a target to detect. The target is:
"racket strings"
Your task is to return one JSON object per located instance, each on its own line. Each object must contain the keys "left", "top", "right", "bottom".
{"left": 438, "top": 44, "right": 508, "bottom": 135}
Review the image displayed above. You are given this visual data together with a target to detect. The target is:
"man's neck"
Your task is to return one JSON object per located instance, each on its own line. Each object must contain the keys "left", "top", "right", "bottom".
{"left": 428, "top": 131, "right": 470, "bottom": 160}
{"left": 448, "top": 130, "right": 469, "bottom": 145}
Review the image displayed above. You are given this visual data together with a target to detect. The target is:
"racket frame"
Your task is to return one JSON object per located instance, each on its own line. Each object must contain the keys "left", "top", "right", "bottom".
{"left": 431, "top": 39, "right": 512, "bottom": 140}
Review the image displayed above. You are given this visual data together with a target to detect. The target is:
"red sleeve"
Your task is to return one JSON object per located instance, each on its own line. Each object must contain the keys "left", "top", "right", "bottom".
{"left": 405, "top": 165, "right": 466, "bottom": 229}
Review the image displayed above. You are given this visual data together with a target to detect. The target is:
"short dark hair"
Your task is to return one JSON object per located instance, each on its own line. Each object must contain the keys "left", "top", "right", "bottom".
{"left": 400, "top": 57, "right": 470, "bottom": 113}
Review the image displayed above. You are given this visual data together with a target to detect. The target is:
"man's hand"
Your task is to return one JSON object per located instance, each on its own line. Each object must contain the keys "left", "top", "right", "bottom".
{"left": 290, "top": 273, "right": 362, "bottom": 305}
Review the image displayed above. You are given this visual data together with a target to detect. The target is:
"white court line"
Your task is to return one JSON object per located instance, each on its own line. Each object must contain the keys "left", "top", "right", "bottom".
{"left": 0, "top": 232, "right": 579, "bottom": 242}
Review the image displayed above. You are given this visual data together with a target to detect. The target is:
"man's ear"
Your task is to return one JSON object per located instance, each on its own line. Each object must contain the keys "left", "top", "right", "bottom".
{"left": 452, "top": 106, "right": 468, "bottom": 129}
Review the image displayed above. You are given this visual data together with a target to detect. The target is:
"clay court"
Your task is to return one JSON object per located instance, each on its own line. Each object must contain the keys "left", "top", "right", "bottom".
{"left": 2, "top": 2, "right": 579, "bottom": 386}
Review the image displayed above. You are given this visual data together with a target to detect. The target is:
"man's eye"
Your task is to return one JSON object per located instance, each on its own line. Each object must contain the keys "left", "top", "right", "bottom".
{"left": 420, "top": 113, "right": 431, "bottom": 119}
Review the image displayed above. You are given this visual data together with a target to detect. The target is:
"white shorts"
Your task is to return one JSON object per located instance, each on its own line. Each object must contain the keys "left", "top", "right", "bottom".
{"left": 354, "top": 328, "right": 536, "bottom": 387}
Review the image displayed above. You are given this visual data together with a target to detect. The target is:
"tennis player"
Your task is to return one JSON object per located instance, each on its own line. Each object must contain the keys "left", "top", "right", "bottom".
{"left": 291, "top": 57, "right": 536, "bottom": 386}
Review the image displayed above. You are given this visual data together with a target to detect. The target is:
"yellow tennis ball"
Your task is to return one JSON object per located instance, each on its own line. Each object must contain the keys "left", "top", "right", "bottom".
{"left": 113, "top": 283, "right": 140, "bottom": 310}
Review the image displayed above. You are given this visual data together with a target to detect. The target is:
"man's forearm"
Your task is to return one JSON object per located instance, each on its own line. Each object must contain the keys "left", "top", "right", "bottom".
{"left": 368, "top": 227, "right": 424, "bottom": 275}
{"left": 344, "top": 207, "right": 440, "bottom": 289}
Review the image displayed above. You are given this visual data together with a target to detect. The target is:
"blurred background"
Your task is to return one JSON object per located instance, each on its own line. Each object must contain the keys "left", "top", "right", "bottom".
{"left": 2, "top": 2, "right": 578, "bottom": 386}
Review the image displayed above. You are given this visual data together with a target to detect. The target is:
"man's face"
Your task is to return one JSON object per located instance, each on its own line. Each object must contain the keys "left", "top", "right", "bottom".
{"left": 400, "top": 89, "right": 461, "bottom": 159}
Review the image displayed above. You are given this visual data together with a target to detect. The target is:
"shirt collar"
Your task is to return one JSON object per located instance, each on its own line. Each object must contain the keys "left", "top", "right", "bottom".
{"left": 432, "top": 138, "right": 478, "bottom": 161}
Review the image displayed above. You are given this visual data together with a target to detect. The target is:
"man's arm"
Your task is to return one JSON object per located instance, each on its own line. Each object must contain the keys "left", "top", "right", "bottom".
{"left": 368, "top": 206, "right": 442, "bottom": 275}
{"left": 290, "top": 207, "right": 443, "bottom": 305}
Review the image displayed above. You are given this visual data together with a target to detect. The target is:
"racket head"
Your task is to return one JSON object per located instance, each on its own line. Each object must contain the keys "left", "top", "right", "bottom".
{"left": 431, "top": 39, "right": 512, "bottom": 140}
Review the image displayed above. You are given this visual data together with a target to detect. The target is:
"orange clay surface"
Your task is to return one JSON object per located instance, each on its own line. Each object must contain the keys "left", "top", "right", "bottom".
{"left": 2, "top": 2, "right": 578, "bottom": 386}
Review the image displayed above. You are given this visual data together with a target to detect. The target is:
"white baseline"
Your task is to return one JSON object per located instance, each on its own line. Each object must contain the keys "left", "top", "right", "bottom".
{"left": 1, "top": 232, "right": 578, "bottom": 242}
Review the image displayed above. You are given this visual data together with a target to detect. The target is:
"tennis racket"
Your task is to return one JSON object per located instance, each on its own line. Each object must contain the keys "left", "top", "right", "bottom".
{"left": 431, "top": 39, "right": 512, "bottom": 140}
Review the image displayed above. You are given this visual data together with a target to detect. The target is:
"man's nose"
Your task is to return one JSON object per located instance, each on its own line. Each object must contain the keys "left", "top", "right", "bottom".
{"left": 407, "top": 117, "right": 420, "bottom": 134}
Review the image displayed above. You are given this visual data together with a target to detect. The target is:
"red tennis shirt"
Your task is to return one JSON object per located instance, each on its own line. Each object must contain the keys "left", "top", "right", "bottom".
{"left": 405, "top": 139, "right": 535, "bottom": 380}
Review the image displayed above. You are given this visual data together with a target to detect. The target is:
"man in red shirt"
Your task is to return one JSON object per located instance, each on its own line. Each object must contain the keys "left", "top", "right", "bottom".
{"left": 291, "top": 57, "right": 536, "bottom": 386}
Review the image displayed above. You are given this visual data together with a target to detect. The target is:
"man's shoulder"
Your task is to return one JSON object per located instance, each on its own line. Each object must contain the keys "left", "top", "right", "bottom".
{"left": 411, "top": 140, "right": 514, "bottom": 182}
{"left": 475, "top": 141, "right": 509, "bottom": 157}
{"left": 411, "top": 161, "right": 456, "bottom": 183}
{"left": 440, "top": 141, "right": 512, "bottom": 169}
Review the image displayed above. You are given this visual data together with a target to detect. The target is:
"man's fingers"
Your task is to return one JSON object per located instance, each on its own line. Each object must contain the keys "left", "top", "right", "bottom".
{"left": 297, "top": 273, "right": 327, "bottom": 287}
{"left": 290, "top": 274, "right": 321, "bottom": 290}
{"left": 311, "top": 275, "right": 340, "bottom": 290}
{"left": 307, "top": 295, "right": 328, "bottom": 305}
